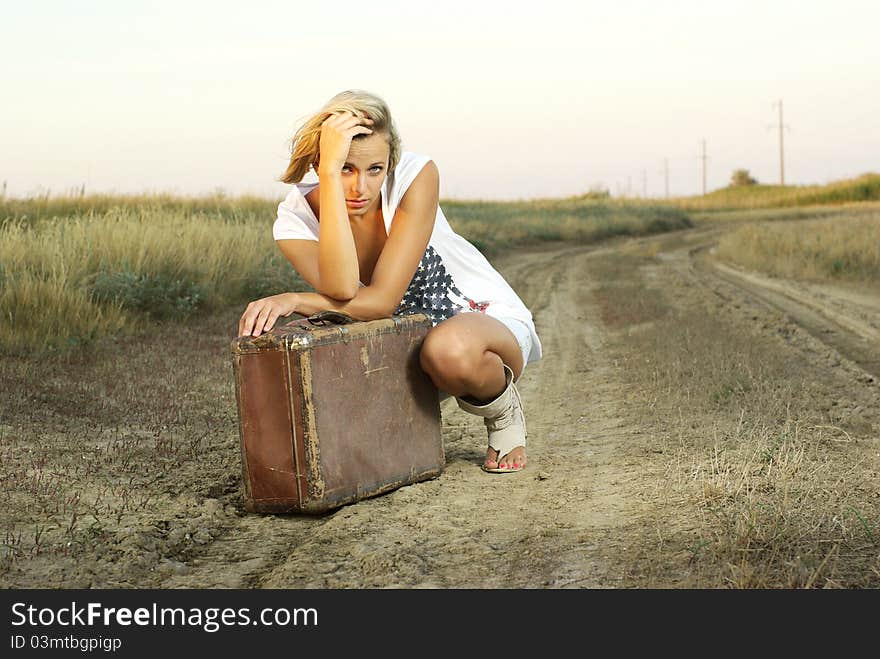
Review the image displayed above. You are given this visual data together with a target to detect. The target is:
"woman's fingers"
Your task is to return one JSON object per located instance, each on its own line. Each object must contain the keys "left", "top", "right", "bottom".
{"left": 239, "top": 293, "right": 297, "bottom": 337}
{"left": 322, "top": 113, "right": 374, "bottom": 141}
{"left": 251, "top": 304, "right": 274, "bottom": 337}
{"left": 324, "top": 110, "right": 374, "bottom": 127}
{"left": 347, "top": 126, "right": 373, "bottom": 140}
{"left": 238, "top": 303, "right": 251, "bottom": 336}
{"left": 324, "top": 116, "right": 373, "bottom": 138}
{"left": 263, "top": 310, "right": 280, "bottom": 333}
{"left": 318, "top": 114, "right": 374, "bottom": 173}
{"left": 239, "top": 300, "right": 272, "bottom": 337}
{"left": 239, "top": 301, "right": 261, "bottom": 336}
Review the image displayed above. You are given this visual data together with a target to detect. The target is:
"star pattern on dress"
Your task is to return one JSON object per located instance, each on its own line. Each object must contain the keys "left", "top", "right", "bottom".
{"left": 394, "top": 246, "right": 490, "bottom": 325}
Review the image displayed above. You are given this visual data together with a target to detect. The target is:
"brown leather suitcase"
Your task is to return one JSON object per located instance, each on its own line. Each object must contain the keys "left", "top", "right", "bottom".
{"left": 231, "top": 311, "right": 444, "bottom": 514}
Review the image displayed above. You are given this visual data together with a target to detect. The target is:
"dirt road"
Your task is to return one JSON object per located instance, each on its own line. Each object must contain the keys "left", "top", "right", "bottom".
{"left": 2, "top": 222, "right": 878, "bottom": 588}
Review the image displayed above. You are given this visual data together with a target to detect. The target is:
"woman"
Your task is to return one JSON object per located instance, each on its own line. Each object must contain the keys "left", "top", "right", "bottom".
{"left": 238, "top": 90, "right": 542, "bottom": 473}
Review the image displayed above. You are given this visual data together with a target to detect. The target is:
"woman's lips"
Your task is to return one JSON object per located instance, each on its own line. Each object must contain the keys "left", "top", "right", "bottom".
{"left": 346, "top": 199, "right": 369, "bottom": 208}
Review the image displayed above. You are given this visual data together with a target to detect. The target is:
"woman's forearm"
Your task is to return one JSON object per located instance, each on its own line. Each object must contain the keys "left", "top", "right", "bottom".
{"left": 317, "top": 170, "right": 360, "bottom": 298}
{"left": 294, "top": 286, "right": 397, "bottom": 321}
{"left": 239, "top": 286, "right": 398, "bottom": 338}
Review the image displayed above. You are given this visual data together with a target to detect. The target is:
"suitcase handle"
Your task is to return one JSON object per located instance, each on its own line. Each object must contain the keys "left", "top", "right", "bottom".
{"left": 306, "top": 310, "right": 356, "bottom": 326}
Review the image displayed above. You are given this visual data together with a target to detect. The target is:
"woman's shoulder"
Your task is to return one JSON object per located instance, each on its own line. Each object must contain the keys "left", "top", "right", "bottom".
{"left": 384, "top": 152, "right": 439, "bottom": 223}
{"left": 280, "top": 180, "right": 317, "bottom": 206}
{"left": 392, "top": 151, "right": 435, "bottom": 193}
{"left": 396, "top": 151, "right": 434, "bottom": 173}
{"left": 273, "top": 181, "right": 319, "bottom": 241}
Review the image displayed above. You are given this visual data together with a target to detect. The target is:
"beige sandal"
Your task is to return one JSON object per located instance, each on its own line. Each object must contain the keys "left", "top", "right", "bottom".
{"left": 456, "top": 364, "right": 526, "bottom": 473}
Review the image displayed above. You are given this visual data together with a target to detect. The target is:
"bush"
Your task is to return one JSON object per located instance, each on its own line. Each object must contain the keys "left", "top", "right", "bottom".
{"left": 730, "top": 169, "right": 759, "bottom": 187}
{"left": 87, "top": 268, "right": 205, "bottom": 320}
{"left": 580, "top": 185, "right": 611, "bottom": 200}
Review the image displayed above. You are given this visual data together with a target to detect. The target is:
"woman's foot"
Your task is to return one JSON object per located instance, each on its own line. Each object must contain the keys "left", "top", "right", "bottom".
{"left": 457, "top": 364, "right": 528, "bottom": 474}
{"left": 484, "top": 446, "right": 527, "bottom": 472}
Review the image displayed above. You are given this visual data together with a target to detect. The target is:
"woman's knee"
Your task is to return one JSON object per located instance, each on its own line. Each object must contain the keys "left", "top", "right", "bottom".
{"left": 419, "top": 324, "right": 479, "bottom": 384}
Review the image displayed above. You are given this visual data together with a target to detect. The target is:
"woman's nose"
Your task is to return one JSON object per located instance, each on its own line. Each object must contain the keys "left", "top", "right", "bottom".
{"left": 351, "top": 173, "right": 367, "bottom": 197}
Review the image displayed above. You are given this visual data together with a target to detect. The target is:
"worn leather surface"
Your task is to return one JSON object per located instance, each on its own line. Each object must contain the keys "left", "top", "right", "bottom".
{"left": 232, "top": 314, "right": 443, "bottom": 514}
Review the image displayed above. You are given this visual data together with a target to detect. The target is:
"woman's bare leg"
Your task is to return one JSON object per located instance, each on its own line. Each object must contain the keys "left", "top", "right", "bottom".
{"left": 419, "top": 313, "right": 526, "bottom": 470}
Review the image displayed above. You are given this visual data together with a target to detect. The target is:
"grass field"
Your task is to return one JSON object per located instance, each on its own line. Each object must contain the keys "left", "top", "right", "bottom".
{"left": 716, "top": 212, "right": 880, "bottom": 285}
{"left": 3, "top": 171, "right": 876, "bottom": 356}
{"left": 657, "top": 173, "right": 880, "bottom": 285}
{"left": 588, "top": 248, "right": 880, "bottom": 588}
{"left": 0, "top": 192, "right": 691, "bottom": 355}
{"left": 668, "top": 172, "right": 880, "bottom": 211}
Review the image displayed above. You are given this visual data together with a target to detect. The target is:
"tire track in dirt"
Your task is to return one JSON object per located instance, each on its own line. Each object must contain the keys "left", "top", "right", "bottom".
{"left": 475, "top": 244, "right": 658, "bottom": 587}
{"left": 694, "top": 251, "right": 880, "bottom": 380}
{"left": 651, "top": 232, "right": 879, "bottom": 383}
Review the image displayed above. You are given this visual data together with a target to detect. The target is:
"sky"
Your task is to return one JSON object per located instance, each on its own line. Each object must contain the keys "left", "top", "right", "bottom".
{"left": 2, "top": 0, "right": 879, "bottom": 200}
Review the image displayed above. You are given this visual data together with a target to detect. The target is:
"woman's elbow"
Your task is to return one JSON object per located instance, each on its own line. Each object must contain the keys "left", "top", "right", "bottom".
{"left": 318, "top": 284, "right": 359, "bottom": 301}
{"left": 316, "top": 269, "right": 360, "bottom": 301}
{"left": 374, "top": 302, "right": 399, "bottom": 320}
{"left": 363, "top": 295, "right": 399, "bottom": 320}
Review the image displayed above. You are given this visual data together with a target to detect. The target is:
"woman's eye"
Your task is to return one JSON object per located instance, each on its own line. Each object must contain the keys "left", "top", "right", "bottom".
{"left": 369, "top": 167, "right": 383, "bottom": 174}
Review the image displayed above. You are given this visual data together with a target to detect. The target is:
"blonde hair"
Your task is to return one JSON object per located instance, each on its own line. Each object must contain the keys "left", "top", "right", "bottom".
{"left": 280, "top": 90, "right": 401, "bottom": 193}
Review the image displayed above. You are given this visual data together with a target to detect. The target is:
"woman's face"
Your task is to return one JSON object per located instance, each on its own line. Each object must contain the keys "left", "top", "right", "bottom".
{"left": 338, "top": 132, "right": 391, "bottom": 219}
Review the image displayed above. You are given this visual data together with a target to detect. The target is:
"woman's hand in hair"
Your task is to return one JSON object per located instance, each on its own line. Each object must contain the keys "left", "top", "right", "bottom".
{"left": 238, "top": 292, "right": 300, "bottom": 338}
{"left": 317, "top": 111, "right": 373, "bottom": 176}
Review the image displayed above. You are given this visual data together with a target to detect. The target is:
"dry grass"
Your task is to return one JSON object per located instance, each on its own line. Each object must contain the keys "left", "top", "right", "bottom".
{"left": 687, "top": 201, "right": 880, "bottom": 225}
{"left": 0, "top": 191, "right": 276, "bottom": 226}
{"left": 589, "top": 251, "right": 880, "bottom": 588}
{"left": 0, "top": 192, "right": 691, "bottom": 355}
{"left": 442, "top": 197, "right": 692, "bottom": 255}
{"left": 0, "top": 208, "right": 304, "bottom": 355}
{"left": 715, "top": 212, "right": 880, "bottom": 284}
{"left": 677, "top": 419, "right": 877, "bottom": 588}
{"left": 667, "top": 172, "right": 880, "bottom": 211}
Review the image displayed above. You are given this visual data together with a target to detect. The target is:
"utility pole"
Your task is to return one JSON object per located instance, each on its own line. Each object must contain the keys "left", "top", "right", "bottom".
{"left": 701, "top": 140, "right": 708, "bottom": 196}
{"left": 663, "top": 159, "right": 669, "bottom": 199}
{"left": 642, "top": 169, "right": 647, "bottom": 198}
{"left": 773, "top": 99, "right": 786, "bottom": 186}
